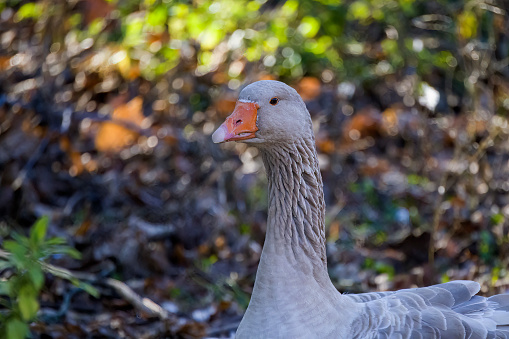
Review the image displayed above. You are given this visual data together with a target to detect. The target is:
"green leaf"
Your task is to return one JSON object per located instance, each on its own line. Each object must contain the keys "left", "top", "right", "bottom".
{"left": 146, "top": 5, "right": 167, "bottom": 28}
{"left": 16, "top": 2, "right": 42, "bottom": 20}
{"left": 76, "top": 281, "right": 100, "bottom": 298}
{"left": 199, "top": 23, "right": 225, "bottom": 50}
{"left": 6, "top": 318, "right": 29, "bottom": 339}
{"left": 28, "top": 266, "right": 44, "bottom": 290}
{"left": 11, "top": 233, "right": 30, "bottom": 248}
{"left": 123, "top": 16, "right": 144, "bottom": 47}
{"left": 61, "top": 247, "right": 82, "bottom": 260}
{"left": 298, "top": 16, "right": 320, "bottom": 38}
{"left": 3, "top": 240, "right": 27, "bottom": 268}
{"left": 45, "top": 244, "right": 81, "bottom": 259}
{"left": 457, "top": 10, "right": 477, "bottom": 39}
{"left": 88, "top": 18, "right": 105, "bottom": 36}
{"left": 30, "top": 216, "right": 49, "bottom": 246}
{"left": 491, "top": 213, "right": 504, "bottom": 225}
{"left": 44, "top": 237, "right": 66, "bottom": 246}
{"left": 68, "top": 13, "right": 82, "bottom": 27}
{"left": 281, "top": 0, "right": 298, "bottom": 17}
{"left": 349, "top": 1, "right": 371, "bottom": 21}
{"left": 0, "top": 280, "right": 12, "bottom": 296}
{"left": 18, "top": 285, "right": 39, "bottom": 321}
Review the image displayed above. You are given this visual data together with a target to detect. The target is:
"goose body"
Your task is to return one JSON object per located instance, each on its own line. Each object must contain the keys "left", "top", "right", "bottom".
{"left": 212, "top": 80, "right": 509, "bottom": 338}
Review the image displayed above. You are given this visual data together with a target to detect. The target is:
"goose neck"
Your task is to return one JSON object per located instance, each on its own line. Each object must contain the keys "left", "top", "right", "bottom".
{"left": 259, "top": 137, "right": 327, "bottom": 271}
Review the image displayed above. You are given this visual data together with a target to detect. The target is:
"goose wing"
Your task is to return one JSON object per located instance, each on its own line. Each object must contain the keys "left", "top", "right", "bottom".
{"left": 346, "top": 280, "right": 509, "bottom": 339}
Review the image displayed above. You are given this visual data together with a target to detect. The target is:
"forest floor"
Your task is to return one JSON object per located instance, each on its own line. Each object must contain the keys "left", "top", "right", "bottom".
{"left": 1, "top": 3, "right": 509, "bottom": 339}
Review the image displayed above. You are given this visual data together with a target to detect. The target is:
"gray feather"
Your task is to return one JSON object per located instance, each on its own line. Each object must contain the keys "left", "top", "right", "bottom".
{"left": 349, "top": 282, "right": 509, "bottom": 339}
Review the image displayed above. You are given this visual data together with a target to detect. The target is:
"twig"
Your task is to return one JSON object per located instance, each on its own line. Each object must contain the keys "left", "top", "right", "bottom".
{"left": 128, "top": 215, "right": 176, "bottom": 241}
{"left": 42, "top": 263, "right": 170, "bottom": 319}
{"left": 428, "top": 126, "right": 499, "bottom": 267}
{"left": 428, "top": 150, "right": 456, "bottom": 268}
{"left": 412, "top": 14, "right": 453, "bottom": 31}
{"left": 104, "top": 278, "right": 170, "bottom": 320}
{"left": 0, "top": 249, "right": 9, "bottom": 260}
{"left": 11, "top": 137, "right": 49, "bottom": 190}
{"left": 0, "top": 251, "right": 170, "bottom": 320}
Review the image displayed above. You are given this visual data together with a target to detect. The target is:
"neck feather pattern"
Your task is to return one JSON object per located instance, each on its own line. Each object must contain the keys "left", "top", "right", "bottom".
{"left": 235, "top": 137, "right": 355, "bottom": 339}
{"left": 260, "top": 137, "right": 326, "bottom": 269}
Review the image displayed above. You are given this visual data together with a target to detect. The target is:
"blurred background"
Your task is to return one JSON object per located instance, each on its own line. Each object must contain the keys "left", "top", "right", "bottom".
{"left": 1, "top": 0, "right": 509, "bottom": 337}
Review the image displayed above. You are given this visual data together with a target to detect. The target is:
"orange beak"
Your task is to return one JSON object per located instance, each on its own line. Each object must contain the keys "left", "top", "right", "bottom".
{"left": 212, "top": 101, "right": 259, "bottom": 143}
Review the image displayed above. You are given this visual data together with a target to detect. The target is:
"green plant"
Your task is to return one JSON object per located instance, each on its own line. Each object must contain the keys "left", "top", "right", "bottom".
{"left": 0, "top": 216, "right": 97, "bottom": 339}
{"left": 362, "top": 257, "right": 395, "bottom": 280}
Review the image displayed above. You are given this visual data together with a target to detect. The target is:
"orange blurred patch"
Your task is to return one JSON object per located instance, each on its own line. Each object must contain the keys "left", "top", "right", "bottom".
{"left": 214, "top": 235, "right": 226, "bottom": 249}
{"left": 215, "top": 96, "right": 237, "bottom": 116}
{"left": 450, "top": 196, "right": 466, "bottom": 209}
{"left": 296, "top": 77, "right": 321, "bottom": 101}
{"left": 342, "top": 107, "right": 381, "bottom": 142}
{"left": 83, "top": 0, "right": 113, "bottom": 24}
{"left": 59, "top": 136, "right": 71, "bottom": 152}
{"left": 155, "top": 126, "right": 178, "bottom": 146}
{"left": 258, "top": 74, "right": 277, "bottom": 81}
{"left": 60, "top": 136, "right": 98, "bottom": 175}
{"left": 22, "top": 117, "right": 47, "bottom": 137}
{"left": 316, "top": 138, "right": 335, "bottom": 154}
{"left": 328, "top": 221, "right": 341, "bottom": 242}
{"left": 218, "top": 300, "right": 232, "bottom": 312}
{"left": 148, "top": 31, "right": 170, "bottom": 46}
{"left": 212, "top": 72, "right": 229, "bottom": 84}
{"left": 198, "top": 243, "right": 210, "bottom": 256}
{"left": 467, "top": 119, "right": 487, "bottom": 135}
{"left": 75, "top": 219, "right": 94, "bottom": 237}
{"left": 115, "top": 52, "right": 140, "bottom": 80}
{"left": 0, "top": 56, "right": 10, "bottom": 71}
{"left": 69, "top": 151, "right": 85, "bottom": 176}
{"left": 382, "top": 107, "right": 398, "bottom": 129}
{"left": 95, "top": 97, "right": 145, "bottom": 152}
{"left": 359, "top": 158, "right": 390, "bottom": 176}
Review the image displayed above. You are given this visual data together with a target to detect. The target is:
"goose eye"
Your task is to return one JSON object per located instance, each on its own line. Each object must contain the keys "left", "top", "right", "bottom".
{"left": 269, "top": 97, "right": 279, "bottom": 105}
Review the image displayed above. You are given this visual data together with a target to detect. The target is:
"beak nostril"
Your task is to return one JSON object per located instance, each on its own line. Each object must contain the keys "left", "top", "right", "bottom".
{"left": 235, "top": 119, "right": 242, "bottom": 125}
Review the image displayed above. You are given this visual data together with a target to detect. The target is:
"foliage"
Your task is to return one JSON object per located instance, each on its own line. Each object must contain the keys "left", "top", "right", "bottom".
{"left": 105, "top": 0, "right": 480, "bottom": 82}
{"left": 6, "top": 0, "right": 494, "bottom": 89}
{"left": 0, "top": 217, "right": 96, "bottom": 339}
{"left": 363, "top": 257, "right": 395, "bottom": 279}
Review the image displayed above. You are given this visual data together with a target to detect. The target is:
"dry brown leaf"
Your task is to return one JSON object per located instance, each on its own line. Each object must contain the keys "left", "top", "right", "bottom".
{"left": 95, "top": 97, "right": 144, "bottom": 152}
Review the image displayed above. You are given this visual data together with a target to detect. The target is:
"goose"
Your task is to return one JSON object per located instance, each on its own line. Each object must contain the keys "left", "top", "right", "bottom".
{"left": 212, "top": 80, "right": 509, "bottom": 339}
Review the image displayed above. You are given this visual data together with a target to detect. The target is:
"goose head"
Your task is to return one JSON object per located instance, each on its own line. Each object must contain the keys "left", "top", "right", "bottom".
{"left": 212, "top": 80, "right": 313, "bottom": 144}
